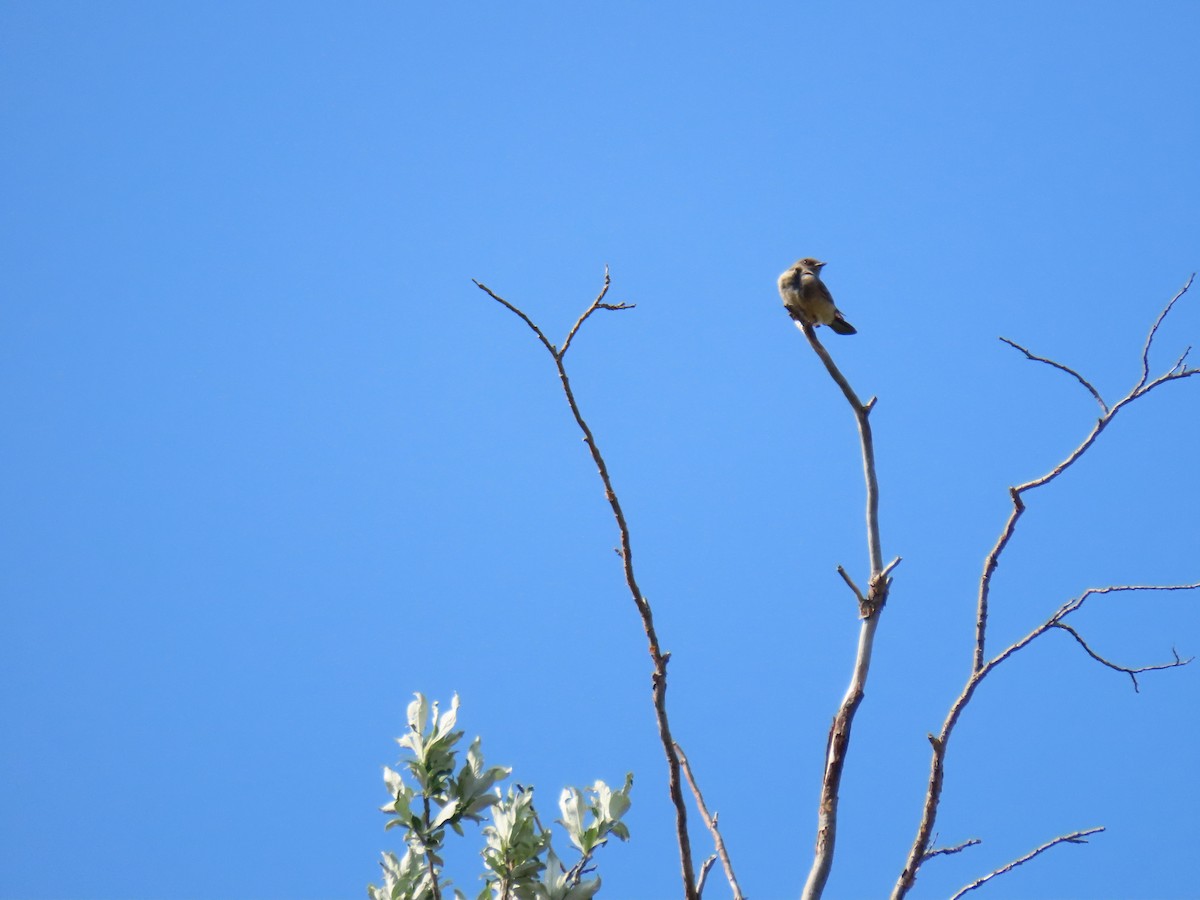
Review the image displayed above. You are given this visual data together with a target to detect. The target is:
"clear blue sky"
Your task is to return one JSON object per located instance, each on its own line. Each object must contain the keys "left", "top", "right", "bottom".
{"left": 3, "top": 3, "right": 1198, "bottom": 898}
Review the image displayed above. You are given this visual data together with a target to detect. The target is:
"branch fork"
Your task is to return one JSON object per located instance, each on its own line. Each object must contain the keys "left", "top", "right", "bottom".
{"left": 892, "top": 276, "right": 1198, "bottom": 899}
{"left": 477, "top": 268, "right": 703, "bottom": 900}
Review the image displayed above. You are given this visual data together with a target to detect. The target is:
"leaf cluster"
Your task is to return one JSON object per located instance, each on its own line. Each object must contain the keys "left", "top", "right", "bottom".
{"left": 369, "top": 694, "right": 632, "bottom": 900}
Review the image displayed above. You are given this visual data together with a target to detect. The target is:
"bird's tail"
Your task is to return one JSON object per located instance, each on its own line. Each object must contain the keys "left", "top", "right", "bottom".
{"left": 829, "top": 315, "right": 857, "bottom": 335}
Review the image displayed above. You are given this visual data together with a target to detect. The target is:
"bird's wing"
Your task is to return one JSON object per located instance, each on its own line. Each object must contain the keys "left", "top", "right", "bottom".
{"left": 801, "top": 271, "right": 834, "bottom": 304}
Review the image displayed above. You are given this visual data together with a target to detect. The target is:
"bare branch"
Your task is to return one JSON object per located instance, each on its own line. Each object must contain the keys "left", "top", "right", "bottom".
{"left": 894, "top": 279, "right": 1198, "bottom": 899}
{"left": 1139, "top": 273, "right": 1195, "bottom": 389}
{"left": 695, "top": 855, "right": 718, "bottom": 898}
{"left": 998, "top": 336, "right": 1109, "bottom": 413}
{"left": 1052, "top": 622, "right": 1193, "bottom": 692}
{"left": 976, "top": 277, "right": 1196, "bottom": 673}
{"left": 559, "top": 266, "right": 637, "bottom": 358}
{"left": 1056, "top": 581, "right": 1200, "bottom": 618}
{"left": 797, "top": 322, "right": 893, "bottom": 900}
{"left": 795, "top": 322, "right": 866, "bottom": 408}
{"left": 881, "top": 556, "right": 903, "bottom": 580}
{"left": 473, "top": 279, "right": 558, "bottom": 358}
{"left": 676, "top": 742, "right": 745, "bottom": 900}
{"left": 947, "top": 827, "right": 1105, "bottom": 900}
{"left": 923, "top": 837, "right": 982, "bottom": 862}
{"left": 836, "top": 565, "right": 866, "bottom": 606}
{"left": 894, "top": 577, "right": 1200, "bottom": 898}
{"left": 477, "top": 273, "right": 698, "bottom": 900}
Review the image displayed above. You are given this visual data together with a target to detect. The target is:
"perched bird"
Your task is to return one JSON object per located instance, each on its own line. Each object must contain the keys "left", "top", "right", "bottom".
{"left": 778, "top": 258, "right": 857, "bottom": 335}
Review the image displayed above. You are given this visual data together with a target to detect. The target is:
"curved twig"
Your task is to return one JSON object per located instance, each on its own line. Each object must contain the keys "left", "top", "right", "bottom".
{"left": 1052, "top": 622, "right": 1192, "bottom": 692}
{"left": 998, "top": 336, "right": 1108, "bottom": 413}
{"left": 476, "top": 270, "right": 698, "bottom": 900}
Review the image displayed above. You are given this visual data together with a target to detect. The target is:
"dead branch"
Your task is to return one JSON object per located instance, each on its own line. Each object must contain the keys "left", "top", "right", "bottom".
{"left": 979, "top": 275, "right": 1198, "bottom": 673}
{"left": 676, "top": 742, "right": 745, "bottom": 900}
{"left": 1052, "top": 622, "right": 1192, "bottom": 692}
{"left": 695, "top": 855, "right": 718, "bottom": 898}
{"left": 892, "top": 278, "right": 1198, "bottom": 899}
{"left": 923, "top": 837, "right": 982, "bottom": 861}
{"left": 947, "top": 827, "right": 1105, "bottom": 900}
{"left": 475, "top": 270, "right": 697, "bottom": 900}
{"left": 796, "top": 321, "right": 896, "bottom": 900}
{"left": 998, "top": 337, "right": 1108, "bottom": 413}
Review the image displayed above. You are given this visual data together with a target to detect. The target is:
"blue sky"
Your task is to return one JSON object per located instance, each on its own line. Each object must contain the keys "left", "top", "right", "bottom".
{"left": 2, "top": 3, "right": 1198, "bottom": 898}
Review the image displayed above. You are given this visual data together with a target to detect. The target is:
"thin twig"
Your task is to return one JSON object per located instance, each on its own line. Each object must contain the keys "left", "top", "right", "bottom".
{"left": 472, "top": 279, "right": 558, "bottom": 357}
{"left": 1140, "top": 274, "right": 1195, "bottom": 389}
{"left": 1055, "top": 581, "right": 1200, "bottom": 618}
{"left": 560, "top": 269, "right": 635, "bottom": 357}
{"left": 836, "top": 565, "right": 866, "bottom": 606}
{"left": 676, "top": 742, "right": 745, "bottom": 900}
{"left": 975, "top": 277, "right": 1198, "bottom": 676}
{"left": 476, "top": 272, "right": 698, "bottom": 900}
{"left": 1052, "top": 622, "right": 1192, "bottom": 692}
{"left": 893, "top": 280, "right": 1198, "bottom": 900}
{"left": 796, "top": 321, "right": 892, "bottom": 900}
{"left": 947, "top": 827, "right": 1105, "bottom": 900}
{"left": 923, "top": 838, "right": 982, "bottom": 861}
{"left": 998, "top": 336, "right": 1108, "bottom": 413}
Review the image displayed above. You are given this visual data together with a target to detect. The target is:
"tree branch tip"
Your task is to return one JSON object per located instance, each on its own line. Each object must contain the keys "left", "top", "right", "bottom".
{"left": 864, "top": 396, "right": 878, "bottom": 412}
{"left": 837, "top": 565, "right": 867, "bottom": 603}
{"left": 923, "top": 837, "right": 983, "bottom": 861}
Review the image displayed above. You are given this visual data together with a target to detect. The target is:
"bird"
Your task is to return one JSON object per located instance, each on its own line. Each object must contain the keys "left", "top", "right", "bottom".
{"left": 778, "top": 258, "right": 857, "bottom": 335}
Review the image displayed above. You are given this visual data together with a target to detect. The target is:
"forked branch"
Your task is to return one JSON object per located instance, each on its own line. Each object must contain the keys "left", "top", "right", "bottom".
{"left": 676, "top": 742, "right": 745, "bottom": 900}
{"left": 893, "top": 278, "right": 1198, "bottom": 899}
{"left": 977, "top": 274, "right": 1197, "bottom": 672}
{"left": 474, "top": 270, "right": 698, "bottom": 900}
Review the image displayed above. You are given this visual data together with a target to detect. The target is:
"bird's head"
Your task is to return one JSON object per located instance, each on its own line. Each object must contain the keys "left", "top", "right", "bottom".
{"left": 796, "top": 257, "right": 826, "bottom": 272}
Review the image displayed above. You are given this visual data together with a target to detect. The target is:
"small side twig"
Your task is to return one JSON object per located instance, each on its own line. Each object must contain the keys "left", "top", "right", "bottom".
{"left": 476, "top": 269, "right": 697, "bottom": 900}
{"left": 836, "top": 565, "right": 866, "bottom": 606}
{"left": 948, "top": 827, "right": 1105, "bottom": 900}
{"left": 923, "top": 837, "right": 982, "bottom": 862}
{"left": 1140, "top": 274, "right": 1195, "bottom": 388}
{"left": 1052, "top": 622, "right": 1192, "bottom": 692}
{"left": 695, "top": 855, "right": 718, "bottom": 898}
{"left": 676, "top": 742, "right": 745, "bottom": 900}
